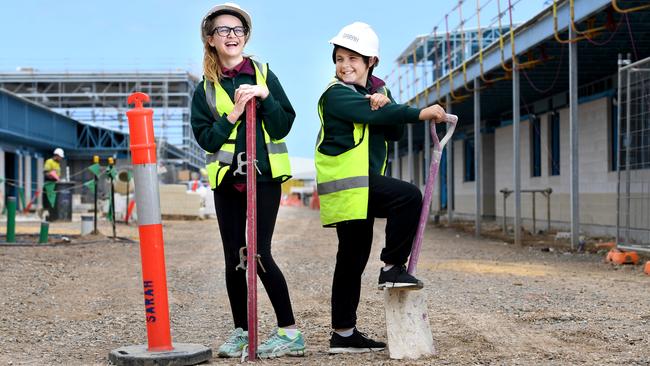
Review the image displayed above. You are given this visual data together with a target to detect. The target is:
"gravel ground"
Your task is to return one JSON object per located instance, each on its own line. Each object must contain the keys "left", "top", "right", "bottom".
{"left": 1, "top": 207, "right": 649, "bottom": 365}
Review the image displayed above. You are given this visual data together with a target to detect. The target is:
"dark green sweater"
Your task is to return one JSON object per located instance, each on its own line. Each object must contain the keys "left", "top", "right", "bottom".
{"left": 191, "top": 62, "right": 295, "bottom": 183}
{"left": 317, "top": 78, "right": 422, "bottom": 174}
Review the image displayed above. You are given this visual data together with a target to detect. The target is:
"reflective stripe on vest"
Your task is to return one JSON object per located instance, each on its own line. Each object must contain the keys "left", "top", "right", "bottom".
{"left": 315, "top": 79, "right": 370, "bottom": 226}
{"left": 203, "top": 59, "right": 291, "bottom": 188}
{"left": 317, "top": 176, "right": 368, "bottom": 195}
{"left": 206, "top": 150, "right": 234, "bottom": 164}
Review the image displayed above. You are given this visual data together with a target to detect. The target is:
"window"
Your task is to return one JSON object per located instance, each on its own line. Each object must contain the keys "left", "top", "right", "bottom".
{"left": 549, "top": 112, "right": 560, "bottom": 176}
{"left": 422, "top": 147, "right": 428, "bottom": 182}
{"left": 464, "top": 137, "right": 475, "bottom": 182}
{"left": 531, "top": 117, "right": 541, "bottom": 177}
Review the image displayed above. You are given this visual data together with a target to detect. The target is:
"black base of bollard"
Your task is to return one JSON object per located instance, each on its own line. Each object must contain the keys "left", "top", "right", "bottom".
{"left": 108, "top": 343, "right": 212, "bottom": 366}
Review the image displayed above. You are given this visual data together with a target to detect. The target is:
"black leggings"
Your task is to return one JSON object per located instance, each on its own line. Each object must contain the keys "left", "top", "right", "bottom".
{"left": 213, "top": 182, "right": 295, "bottom": 330}
{"left": 331, "top": 174, "right": 422, "bottom": 329}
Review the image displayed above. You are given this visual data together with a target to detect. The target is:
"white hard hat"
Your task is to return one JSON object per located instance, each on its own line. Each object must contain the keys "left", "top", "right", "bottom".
{"left": 200, "top": 3, "right": 252, "bottom": 43}
{"left": 329, "top": 22, "right": 380, "bottom": 59}
{"left": 53, "top": 148, "right": 64, "bottom": 158}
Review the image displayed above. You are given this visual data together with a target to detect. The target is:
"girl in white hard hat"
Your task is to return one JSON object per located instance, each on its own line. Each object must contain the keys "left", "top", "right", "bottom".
{"left": 191, "top": 2, "right": 304, "bottom": 359}
{"left": 315, "top": 22, "right": 447, "bottom": 353}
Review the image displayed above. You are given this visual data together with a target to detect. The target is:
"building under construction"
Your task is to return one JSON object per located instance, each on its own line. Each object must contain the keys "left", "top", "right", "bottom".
{"left": 0, "top": 71, "right": 201, "bottom": 212}
{"left": 385, "top": 0, "right": 650, "bottom": 251}
{"left": 0, "top": 70, "right": 202, "bottom": 170}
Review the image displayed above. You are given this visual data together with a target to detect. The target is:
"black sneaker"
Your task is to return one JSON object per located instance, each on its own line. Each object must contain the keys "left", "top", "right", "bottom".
{"left": 328, "top": 328, "right": 386, "bottom": 353}
{"left": 378, "top": 265, "right": 424, "bottom": 290}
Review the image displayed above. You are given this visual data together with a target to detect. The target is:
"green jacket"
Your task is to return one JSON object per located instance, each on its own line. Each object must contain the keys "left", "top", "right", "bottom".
{"left": 317, "top": 77, "right": 421, "bottom": 174}
{"left": 191, "top": 61, "right": 295, "bottom": 183}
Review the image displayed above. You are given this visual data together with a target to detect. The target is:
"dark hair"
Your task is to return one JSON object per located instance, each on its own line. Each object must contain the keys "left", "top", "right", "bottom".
{"left": 332, "top": 45, "right": 375, "bottom": 76}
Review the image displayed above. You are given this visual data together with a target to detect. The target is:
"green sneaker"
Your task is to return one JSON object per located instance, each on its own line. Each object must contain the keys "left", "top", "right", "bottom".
{"left": 217, "top": 328, "right": 248, "bottom": 358}
{"left": 257, "top": 328, "right": 306, "bottom": 358}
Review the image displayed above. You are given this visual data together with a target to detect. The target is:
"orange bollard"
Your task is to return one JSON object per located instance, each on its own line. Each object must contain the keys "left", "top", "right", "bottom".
{"left": 644, "top": 261, "right": 650, "bottom": 276}
{"left": 109, "top": 92, "right": 211, "bottom": 365}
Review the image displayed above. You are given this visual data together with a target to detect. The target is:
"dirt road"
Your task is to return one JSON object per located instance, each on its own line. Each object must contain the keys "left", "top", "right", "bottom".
{"left": 1, "top": 207, "right": 648, "bottom": 365}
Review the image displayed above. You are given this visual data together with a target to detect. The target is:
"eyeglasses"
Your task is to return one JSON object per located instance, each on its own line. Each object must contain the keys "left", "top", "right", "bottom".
{"left": 211, "top": 26, "right": 247, "bottom": 37}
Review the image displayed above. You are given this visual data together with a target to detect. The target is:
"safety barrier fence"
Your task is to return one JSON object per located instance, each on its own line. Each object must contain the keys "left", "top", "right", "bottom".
{"left": 1, "top": 158, "right": 120, "bottom": 214}
{"left": 617, "top": 55, "right": 650, "bottom": 253}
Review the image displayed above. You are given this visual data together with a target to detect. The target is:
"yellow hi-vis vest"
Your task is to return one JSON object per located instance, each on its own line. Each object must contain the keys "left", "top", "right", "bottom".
{"left": 203, "top": 60, "right": 291, "bottom": 188}
{"left": 315, "top": 80, "right": 388, "bottom": 226}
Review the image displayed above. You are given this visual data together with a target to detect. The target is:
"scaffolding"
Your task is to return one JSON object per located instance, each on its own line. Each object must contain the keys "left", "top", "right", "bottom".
{"left": 392, "top": 24, "right": 515, "bottom": 103}
{"left": 617, "top": 55, "right": 650, "bottom": 252}
{"left": 0, "top": 71, "right": 203, "bottom": 170}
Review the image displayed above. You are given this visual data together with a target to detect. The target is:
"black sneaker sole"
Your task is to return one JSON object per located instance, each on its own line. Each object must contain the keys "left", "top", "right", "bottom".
{"left": 328, "top": 347, "right": 385, "bottom": 354}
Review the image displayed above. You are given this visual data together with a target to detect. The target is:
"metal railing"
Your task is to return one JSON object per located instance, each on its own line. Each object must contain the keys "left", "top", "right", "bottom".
{"left": 500, "top": 188, "right": 553, "bottom": 234}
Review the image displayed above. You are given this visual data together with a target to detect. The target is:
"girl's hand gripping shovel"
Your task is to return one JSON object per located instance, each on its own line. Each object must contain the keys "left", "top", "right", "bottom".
{"left": 384, "top": 114, "right": 458, "bottom": 359}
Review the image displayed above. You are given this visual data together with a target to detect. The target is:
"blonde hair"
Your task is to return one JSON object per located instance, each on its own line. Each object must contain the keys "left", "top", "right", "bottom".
{"left": 203, "top": 41, "right": 224, "bottom": 83}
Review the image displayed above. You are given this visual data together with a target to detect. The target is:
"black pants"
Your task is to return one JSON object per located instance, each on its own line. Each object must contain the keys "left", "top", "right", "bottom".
{"left": 213, "top": 182, "right": 295, "bottom": 330}
{"left": 331, "top": 174, "right": 422, "bottom": 329}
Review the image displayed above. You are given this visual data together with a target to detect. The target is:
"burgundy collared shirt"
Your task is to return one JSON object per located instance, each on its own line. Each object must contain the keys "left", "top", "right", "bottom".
{"left": 221, "top": 58, "right": 255, "bottom": 78}
{"left": 368, "top": 75, "right": 386, "bottom": 94}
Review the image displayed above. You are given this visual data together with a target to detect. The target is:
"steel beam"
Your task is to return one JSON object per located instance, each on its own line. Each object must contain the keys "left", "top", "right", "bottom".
{"left": 513, "top": 62, "right": 521, "bottom": 246}
{"left": 569, "top": 25, "right": 580, "bottom": 249}
{"left": 423, "top": 40, "right": 431, "bottom": 185}
{"left": 446, "top": 94, "right": 453, "bottom": 223}
{"left": 474, "top": 78, "right": 482, "bottom": 237}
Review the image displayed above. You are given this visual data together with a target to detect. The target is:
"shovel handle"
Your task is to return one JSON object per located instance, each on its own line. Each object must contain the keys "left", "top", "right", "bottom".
{"left": 245, "top": 98, "right": 258, "bottom": 361}
{"left": 407, "top": 114, "right": 457, "bottom": 275}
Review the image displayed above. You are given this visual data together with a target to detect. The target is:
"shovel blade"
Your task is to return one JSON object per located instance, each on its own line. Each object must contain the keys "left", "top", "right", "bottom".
{"left": 384, "top": 289, "right": 436, "bottom": 359}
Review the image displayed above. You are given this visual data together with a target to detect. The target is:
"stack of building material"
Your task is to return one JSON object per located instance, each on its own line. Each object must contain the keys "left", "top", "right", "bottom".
{"left": 159, "top": 184, "right": 202, "bottom": 218}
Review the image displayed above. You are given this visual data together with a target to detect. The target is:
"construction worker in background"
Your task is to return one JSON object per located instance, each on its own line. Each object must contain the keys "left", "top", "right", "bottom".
{"left": 191, "top": 2, "right": 304, "bottom": 359}
{"left": 44, "top": 148, "right": 64, "bottom": 182}
{"left": 41, "top": 148, "right": 64, "bottom": 218}
{"left": 315, "top": 22, "right": 447, "bottom": 353}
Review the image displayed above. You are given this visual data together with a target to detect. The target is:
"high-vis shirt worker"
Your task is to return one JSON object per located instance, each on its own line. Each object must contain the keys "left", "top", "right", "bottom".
{"left": 315, "top": 76, "right": 421, "bottom": 226}
{"left": 191, "top": 58, "right": 294, "bottom": 187}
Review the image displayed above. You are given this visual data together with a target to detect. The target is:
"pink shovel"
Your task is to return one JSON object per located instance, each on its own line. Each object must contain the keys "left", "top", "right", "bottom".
{"left": 384, "top": 113, "right": 458, "bottom": 360}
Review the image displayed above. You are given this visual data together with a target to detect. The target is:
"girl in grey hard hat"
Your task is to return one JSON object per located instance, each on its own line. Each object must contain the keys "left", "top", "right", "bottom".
{"left": 314, "top": 22, "right": 447, "bottom": 354}
{"left": 191, "top": 2, "right": 304, "bottom": 359}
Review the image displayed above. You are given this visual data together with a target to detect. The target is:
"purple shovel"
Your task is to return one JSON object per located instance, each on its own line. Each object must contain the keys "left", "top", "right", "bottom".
{"left": 384, "top": 113, "right": 457, "bottom": 360}
{"left": 407, "top": 113, "right": 458, "bottom": 275}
